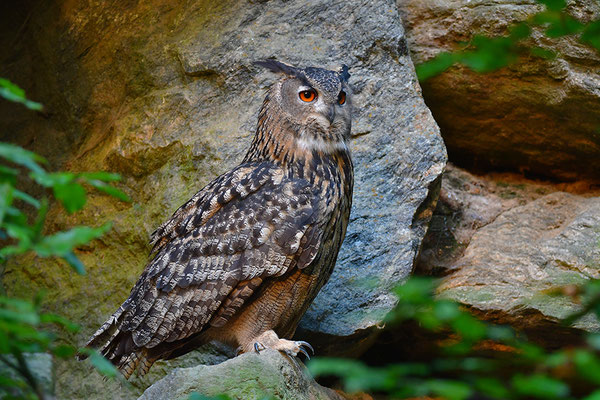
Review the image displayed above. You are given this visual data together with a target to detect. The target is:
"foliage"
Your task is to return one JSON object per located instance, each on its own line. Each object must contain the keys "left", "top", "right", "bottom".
{"left": 0, "top": 80, "right": 128, "bottom": 399}
{"left": 309, "top": 276, "right": 600, "bottom": 399}
{"left": 416, "top": 0, "right": 600, "bottom": 80}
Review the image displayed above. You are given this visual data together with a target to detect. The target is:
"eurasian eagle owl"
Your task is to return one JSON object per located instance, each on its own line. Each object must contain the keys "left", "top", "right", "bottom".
{"left": 81, "top": 60, "right": 354, "bottom": 378}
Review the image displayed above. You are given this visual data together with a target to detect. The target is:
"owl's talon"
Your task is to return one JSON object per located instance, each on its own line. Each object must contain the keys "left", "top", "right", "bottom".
{"left": 254, "top": 342, "right": 265, "bottom": 353}
{"left": 298, "top": 347, "right": 310, "bottom": 360}
{"left": 296, "top": 340, "right": 314, "bottom": 355}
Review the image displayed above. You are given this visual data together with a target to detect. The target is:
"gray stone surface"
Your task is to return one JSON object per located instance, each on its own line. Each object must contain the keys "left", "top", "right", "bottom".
{"left": 1, "top": 0, "right": 444, "bottom": 398}
{"left": 0, "top": 353, "right": 54, "bottom": 399}
{"left": 139, "top": 349, "right": 344, "bottom": 400}
{"left": 398, "top": 0, "right": 600, "bottom": 182}
{"left": 437, "top": 189, "right": 600, "bottom": 334}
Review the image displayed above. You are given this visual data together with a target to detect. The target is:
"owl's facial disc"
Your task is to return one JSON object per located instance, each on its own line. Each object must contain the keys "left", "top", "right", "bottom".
{"left": 295, "top": 85, "right": 335, "bottom": 128}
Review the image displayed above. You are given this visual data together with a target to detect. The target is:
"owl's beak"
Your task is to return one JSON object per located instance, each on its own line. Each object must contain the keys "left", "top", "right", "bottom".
{"left": 325, "top": 107, "right": 336, "bottom": 124}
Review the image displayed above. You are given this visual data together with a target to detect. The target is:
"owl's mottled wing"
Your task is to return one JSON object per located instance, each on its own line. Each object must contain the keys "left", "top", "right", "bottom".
{"left": 108, "top": 161, "right": 323, "bottom": 350}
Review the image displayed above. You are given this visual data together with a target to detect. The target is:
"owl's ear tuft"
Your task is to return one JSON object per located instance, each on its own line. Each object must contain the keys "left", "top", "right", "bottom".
{"left": 339, "top": 65, "right": 351, "bottom": 82}
{"left": 254, "top": 60, "right": 299, "bottom": 76}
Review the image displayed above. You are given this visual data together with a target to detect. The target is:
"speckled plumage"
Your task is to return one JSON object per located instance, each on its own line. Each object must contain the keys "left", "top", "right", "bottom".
{"left": 80, "top": 60, "right": 354, "bottom": 378}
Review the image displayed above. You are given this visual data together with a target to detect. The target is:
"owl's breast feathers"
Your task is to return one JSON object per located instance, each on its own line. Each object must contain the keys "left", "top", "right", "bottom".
{"left": 83, "top": 152, "right": 352, "bottom": 373}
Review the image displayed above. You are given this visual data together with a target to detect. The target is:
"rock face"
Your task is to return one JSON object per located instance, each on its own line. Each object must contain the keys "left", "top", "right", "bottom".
{"left": 139, "top": 349, "right": 348, "bottom": 400}
{"left": 398, "top": 0, "right": 600, "bottom": 182}
{"left": 418, "top": 165, "right": 600, "bottom": 344}
{"left": 1, "top": 0, "right": 445, "bottom": 398}
{"left": 0, "top": 353, "right": 54, "bottom": 399}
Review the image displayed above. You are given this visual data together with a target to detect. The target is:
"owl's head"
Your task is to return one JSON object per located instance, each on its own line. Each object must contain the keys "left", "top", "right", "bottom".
{"left": 255, "top": 60, "right": 352, "bottom": 143}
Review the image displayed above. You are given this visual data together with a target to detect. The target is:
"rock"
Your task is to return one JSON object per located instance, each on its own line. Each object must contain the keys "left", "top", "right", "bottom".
{"left": 1, "top": 0, "right": 445, "bottom": 398}
{"left": 139, "top": 349, "right": 357, "bottom": 400}
{"left": 419, "top": 165, "right": 600, "bottom": 343}
{"left": 397, "top": 0, "right": 600, "bottom": 182}
{"left": 0, "top": 353, "right": 54, "bottom": 399}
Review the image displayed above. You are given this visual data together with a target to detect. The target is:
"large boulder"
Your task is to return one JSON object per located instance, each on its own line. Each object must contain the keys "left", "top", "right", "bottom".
{"left": 418, "top": 165, "right": 600, "bottom": 345}
{"left": 139, "top": 349, "right": 360, "bottom": 400}
{"left": 0, "top": 0, "right": 445, "bottom": 398}
{"left": 397, "top": 0, "right": 600, "bottom": 182}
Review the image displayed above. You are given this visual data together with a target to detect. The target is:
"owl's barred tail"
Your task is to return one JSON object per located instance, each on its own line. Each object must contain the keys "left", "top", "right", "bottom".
{"left": 77, "top": 306, "right": 154, "bottom": 379}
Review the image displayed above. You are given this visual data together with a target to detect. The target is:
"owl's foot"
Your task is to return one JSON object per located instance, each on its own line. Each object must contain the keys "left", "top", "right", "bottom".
{"left": 249, "top": 330, "right": 314, "bottom": 360}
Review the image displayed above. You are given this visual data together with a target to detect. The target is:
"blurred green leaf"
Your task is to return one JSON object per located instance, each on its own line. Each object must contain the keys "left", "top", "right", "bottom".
{"left": 79, "top": 172, "right": 122, "bottom": 182}
{"left": 40, "top": 312, "right": 79, "bottom": 332}
{"left": 308, "top": 358, "right": 391, "bottom": 392}
{"left": 416, "top": 52, "right": 458, "bottom": 81}
{"left": 0, "top": 143, "right": 45, "bottom": 174}
{"left": 32, "top": 223, "right": 111, "bottom": 258}
{"left": 587, "top": 333, "right": 600, "bottom": 350}
{"left": 52, "top": 344, "right": 77, "bottom": 358}
{"left": 0, "top": 182, "right": 14, "bottom": 226}
{"left": 511, "top": 374, "right": 569, "bottom": 399}
{"left": 80, "top": 348, "right": 118, "bottom": 378}
{"left": 86, "top": 179, "right": 130, "bottom": 202}
{"left": 573, "top": 349, "right": 600, "bottom": 384}
{"left": 451, "top": 313, "right": 486, "bottom": 342}
{"left": 0, "top": 78, "right": 43, "bottom": 111}
{"left": 426, "top": 379, "right": 472, "bottom": 400}
{"left": 54, "top": 181, "right": 87, "bottom": 213}
{"left": 188, "top": 394, "right": 232, "bottom": 400}
{"left": 510, "top": 22, "right": 531, "bottom": 40}
{"left": 537, "top": 0, "right": 566, "bottom": 12}
{"left": 583, "top": 389, "right": 600, "bottom": 400}
{"left": 530, "top": 46, "right": 557, "bottom": 59}
{"left": 581, "top": 20, "right": 600, "bottom": 51}
{"left": 63, "top": 252, "right": 86, "bottom": 275}
{"left": 475, "top": 377, "right": 511, "bottom": 399}
{"left": 12, "top": 189, "right": 40, "bottom": 209}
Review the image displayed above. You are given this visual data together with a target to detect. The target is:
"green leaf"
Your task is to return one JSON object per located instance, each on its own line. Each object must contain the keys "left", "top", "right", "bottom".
{"left": 586, "top": 333, "right": 600, "bottom": 350}
{"left": 54, "top": 182, "right": 87, "bottom": 213}
{"left": 433, "top": 300, "right": 461, "bottom": 322}
{"left": 78, "top": 172, "right": 122, "bottom": 182}
{"left": 51, "top": 344, "right": 77, "bottom": 358}
{"left": 537, "top": 0, "right": 566, "bottom": 12}
{"left": 12, "top": 189, "right": 40, "bottom": 209}
{"left": 426, "top": 379, "right": 472, "bottom": 400}
{"left": 81, "top": 348, "right": 118, "bottom": 378}
{"left": 188, "top": 394, "right": 232, "bottom": 400}
{"left": 0, "top": 183, "right": 14, "bottom": 226}
{"left": 416, "top": 52, "right": 458, "bottom": 81}
{"left": 581, "top": 20, "right": 600, "bottom": 51}
{"left": 474, "top": 377, "right": 511, "bottom": 399}
{"left": 0, "top": 78, "right": 43, "bottom": 111}
{"left": 86, "top": 180, "right": 130, "bottom": 202}
{"left": 63, "top": 252, "right": 86, "bottom": 275}
{"left": 40, "top": 312, "right": 79, "bottom": 332}
{"left": 530, "top": 47, "right": 556, "bottom": 59}
{"left": 583, "top": 389, "right": 600, "bottom": 400}
{"left": 511, "top": 374, "right": 569, "bottom": 399}
{"left": 573, "top": 349, "right": 600, "bottom": 384}
{"left": 32, "top": 223, "right": 111, "bottom": 257}
{"left": 510, "top": 23, "right": 531, "bottom": 40}
{"left": 308, "top": 358, "right": 391, "bottom": 392}
{"left": 450, "top": 313, "right": 486, "bottom": 342}
{"left": 0, "top": 143, "right": 45, "bottom": 174}
{"left": 0, "top": 166, "right": 18, "bottom": 185}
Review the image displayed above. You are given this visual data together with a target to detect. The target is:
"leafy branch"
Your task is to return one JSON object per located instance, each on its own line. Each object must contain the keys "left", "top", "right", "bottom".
{"left": 416, "top": 0, "right": 600, "bottom": 81}
{"left": 0, "top": 79, "right": 127, "bottom": 398}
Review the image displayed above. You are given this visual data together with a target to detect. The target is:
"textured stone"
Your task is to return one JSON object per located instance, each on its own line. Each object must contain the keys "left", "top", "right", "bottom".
{"left": 139, "top": 349, "right": 350, "bottom": 400}
{"left": 398, "top": 0, "right": 600, "bottom": 182}
{"left": 420, "top": 166, "right": 600, "bottom": 340}
{"left": 1, "top": 0, "right": 444, "bottom": 398}
{"left": 0, "top": 353, "right": 54, "bottom": 399}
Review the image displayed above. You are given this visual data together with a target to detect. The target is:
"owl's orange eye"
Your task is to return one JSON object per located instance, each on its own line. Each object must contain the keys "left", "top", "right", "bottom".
{"left": 299, "top": 90, "right": 316, "bottom": 102}
{"left": 338, "top": 91, "right": 346, "bottom": 105}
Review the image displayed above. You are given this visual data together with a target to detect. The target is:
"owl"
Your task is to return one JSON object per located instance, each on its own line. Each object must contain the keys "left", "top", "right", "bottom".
{"left": 80, "top": 60, "right": 354, "bottom": 378}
